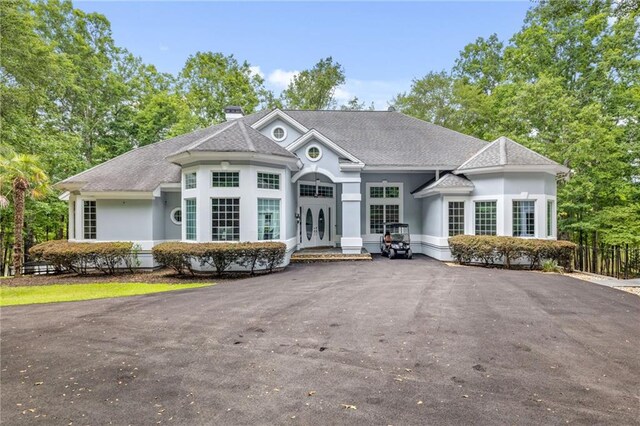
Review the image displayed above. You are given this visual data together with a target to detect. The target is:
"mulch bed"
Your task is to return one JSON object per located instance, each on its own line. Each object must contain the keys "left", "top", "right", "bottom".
{"left": 0, "top": 268, "right": 257, "bottom": 287}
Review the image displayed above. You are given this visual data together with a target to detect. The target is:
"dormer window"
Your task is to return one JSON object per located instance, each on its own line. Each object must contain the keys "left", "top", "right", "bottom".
{"left": 271, "top": 126, "right": 286, "bottom": 141}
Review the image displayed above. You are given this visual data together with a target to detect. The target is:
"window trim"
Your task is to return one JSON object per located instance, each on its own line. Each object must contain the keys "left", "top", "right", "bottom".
{"left": 83, "top": 200, "right": 97, "bottom": 240}
{"left": 257, "top": 198, "right": 281, "bottom": 241}
{"left": 211, "top": 197, "right": 240, "bottom": 242}
{"left": 170, "top": 207, "right": 182, "bottom": 225}
{"left": 365, "top": 182, "right": 404, "bottom": 235}
{"left": 211, "top": 170, "right": 240, "bottom": 188}
{"left": 184, "top": 171, "right": 197, "bottom": 190}
{"left": 473, "top": 200, "right": 498, "bottom": 236}
{"left": 447, "top": 200, "right": 466, "bottom": 237}
{"left": 305, "top": 144, "right": 323, "bottom": 162}
{"left": 512, "top": 199, "right": 536, "bottom": 238}
{"left": 185, "top": 198, "right": 197, "bottom": 241}
{"left": 547, "top": 199, "right": 554, "bottom": 237}
{"left": 257, "top": 171, "right": 281, "bottom": 190}
{"left": 271, "top": 126, "right": 287, "bottom": 142}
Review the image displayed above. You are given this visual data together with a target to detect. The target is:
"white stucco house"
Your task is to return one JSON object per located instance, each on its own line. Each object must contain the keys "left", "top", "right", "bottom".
{"left": 56, "top": 107, "right": 569, "bottom": 267}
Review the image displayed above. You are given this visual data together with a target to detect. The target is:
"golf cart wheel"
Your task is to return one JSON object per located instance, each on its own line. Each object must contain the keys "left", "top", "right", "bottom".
{"left": 389, "top": 249, "right": 396, "bottom": 259}
{"left": 407, "top": 249, "right": 413, "bottom": 259}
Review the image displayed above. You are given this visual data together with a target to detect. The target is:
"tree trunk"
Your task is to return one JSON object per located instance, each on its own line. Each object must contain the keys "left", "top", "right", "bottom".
{"left": 12, "top": 178, "right": 27, "bottom": 277}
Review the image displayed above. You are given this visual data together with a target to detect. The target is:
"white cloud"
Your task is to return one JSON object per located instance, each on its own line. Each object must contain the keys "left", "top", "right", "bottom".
{"left": 249, "top": 65, "right": 264, "bottom": 79}
{"left": 267, "top": 69, "right": 299, "bottom": 89}
{"left": 159, "top": 44, "right": 169, "bottom": 52}
{"left": 333, "top": 86, "right": 354, "bottom": 104}
{"left": 336, "top": 78, "right": 410, "bottom": 110}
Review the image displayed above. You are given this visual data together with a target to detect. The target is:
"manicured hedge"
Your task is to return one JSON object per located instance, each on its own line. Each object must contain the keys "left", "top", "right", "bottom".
{"left": 152, "top": 242, "right": 286, "bottom": 276}
{"left": 448, "top": 235, "right": 576, "bottom": 270}
{"left": 29, "top": 241, "right": 136, "bottom": 275}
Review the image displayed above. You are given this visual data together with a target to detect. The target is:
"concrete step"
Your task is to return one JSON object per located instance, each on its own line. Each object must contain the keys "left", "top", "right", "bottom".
{"left": 290, "top": 253, "right": 372, "bottom": 263}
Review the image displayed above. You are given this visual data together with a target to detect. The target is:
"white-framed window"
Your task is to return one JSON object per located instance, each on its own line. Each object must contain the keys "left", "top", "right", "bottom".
{"left": 170, "top": 207, "right": 182, "bottom": 225}
{"left": 306, "top": 145, "right": 322, "bottom": 162}
{"left": 448, "top": 201, "right": 465, "bottom": 236}
{"left": 547, "top": 200, "right": 554, "bottom": 237}
{"left": 185, "top": 172, "right": 197, "bottom": 190}
{"left": 367, "top": 183, "right": 402, "bottom": 234}
{"left": 257, "top": 199, "right": 280, "bottom": 240}
{"left": 185, "top": 199, "right": 196, "bottom": 240}
{"left": 211, "top": 198, "right": 240, "bottom": 241}
{"left": 257, "top": 172, "right": 280, "bottom": 190}
{"left": 474, "top": 201, "right": 497, "bottom": 235}
{"left": 211, "top": 171, "right": 239, "bottom": 188}
{"left": 271, "top": 126, "right": 287, "bottom": 142}
{"left": 83, "top": 200, "right": 96, "bottom": 239}
{"left": 513, "top": 200, "right": 535, "bottom": 237}
{"left": 299, "top": 183, "right": 333, "bottom": 198}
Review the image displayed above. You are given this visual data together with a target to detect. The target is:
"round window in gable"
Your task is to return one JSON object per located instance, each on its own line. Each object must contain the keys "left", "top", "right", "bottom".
{"left": 306, "top": 145, "right": 322, "bottom": 162}
{"left": 170, "top": 207, "right": 182, "bottom": 225}
{"left": 271, "top": 126, "right": 287, "bottom": 141}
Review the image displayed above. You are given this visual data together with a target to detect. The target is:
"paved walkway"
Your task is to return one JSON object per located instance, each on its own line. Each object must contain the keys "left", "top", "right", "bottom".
{"left": 1, "top": 257, "right": 638, "bottom": 425}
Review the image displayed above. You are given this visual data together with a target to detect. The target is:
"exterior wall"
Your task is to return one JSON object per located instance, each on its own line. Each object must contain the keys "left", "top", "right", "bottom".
{"left": 258, "top": 119, "right": 303, "bottom": 147}
{"left": 95, "top": 199, "right": 153, "bottom": 241}
{"left": 360, "top": 172, "right": 434, "bottom": 253}
{"left": 163, "top": 192, "right": 181, "bottom": 240}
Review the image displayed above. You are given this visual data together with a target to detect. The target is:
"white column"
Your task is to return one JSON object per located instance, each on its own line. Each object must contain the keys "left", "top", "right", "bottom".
{"left": 68, "top": 196, "right": 76, "bottom": 240}
{"left": 75, "top": 197, "right": 83, "bottom": 241}
{"left": 340, "top": 182, "right": 362, "bottom": 254}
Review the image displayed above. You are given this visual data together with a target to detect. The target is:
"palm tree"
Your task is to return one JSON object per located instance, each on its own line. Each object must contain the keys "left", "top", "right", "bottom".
{"left": 0, "top": 145, "right": 49, "bottom": 277}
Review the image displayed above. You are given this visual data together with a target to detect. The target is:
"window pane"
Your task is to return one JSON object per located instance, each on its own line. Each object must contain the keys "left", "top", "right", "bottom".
{"left": 370, "top": 187, "right": 384, "bottom": 198}
{"left": 185, "top": 199, "right": 197, "bottom": 240}
{"left": 385, "top": 204, "right": 399, "bottom": 223}
{"left": 212, "top": 172, "right": 239, "bottom": 188}
{"left": 83, "top": 200, "right": 96, "bottom": 239}
{"left": 185, "top": 172, "right": 197, "bottom": 189}
{"left": 448, "top": 201, "right": 465, "bottom": 236}
{"left": 257, "top": 172, "right": 280, "bottom": 190}
{"left": 513, "top": 201, "right": 535, "bottom": 237}
{"left": 258, "top": 199, "right": 280, "bottom": 240}
{"left": 385, "top": 186, "right": 400, "bottom": 198}
{"left": 475, "top": 201, "right": 497, "bottom": 235}
{"left": 299, "top": 184, "right": 333, "bottom": 198}
{"left": 547, "top": 201, "right": 553, "bottom": 237}
{"left": 212, "top": 198, "right": 240, "bottom": 241}
{"left": 370, "top": 205, "right": 384, "bottom": 234}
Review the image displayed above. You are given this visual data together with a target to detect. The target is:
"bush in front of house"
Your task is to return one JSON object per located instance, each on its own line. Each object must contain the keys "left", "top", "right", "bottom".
{"left": 151, "top": 241, "right": 287, "bottom": 276}
{"left": 448, "top": 235, "right": 576, "bottom": 271}
{"left": 29, "top": 240, "right": 135, "bottom": 275}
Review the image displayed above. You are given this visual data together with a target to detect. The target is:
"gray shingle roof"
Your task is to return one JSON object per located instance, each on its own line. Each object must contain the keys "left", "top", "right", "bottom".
{"left": 244, "top": 110, "right": 488, "bottom": 168}
{"left": 412, "top": 173, "right": 474, "bottom": 197}
{"left": 170, "top": 120, "right": 296, "bottom": 158}
{"left": 456, "top": 136, "right": 560, "bottom": 171}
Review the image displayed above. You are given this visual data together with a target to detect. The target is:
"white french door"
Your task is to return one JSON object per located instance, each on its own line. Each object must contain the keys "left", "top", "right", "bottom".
{"left": 301, "top": 204, "right": 331, "bottom": 248}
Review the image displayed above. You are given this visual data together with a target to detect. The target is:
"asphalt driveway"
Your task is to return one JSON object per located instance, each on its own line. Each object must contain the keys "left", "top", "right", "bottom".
{"left": 1, "top": 256, "right": 639, "bottom": 425}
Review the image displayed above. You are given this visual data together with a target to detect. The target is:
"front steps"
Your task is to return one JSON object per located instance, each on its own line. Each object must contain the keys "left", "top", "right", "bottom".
{"left": 290, "top": 248, "right": 372, "bottom": 263}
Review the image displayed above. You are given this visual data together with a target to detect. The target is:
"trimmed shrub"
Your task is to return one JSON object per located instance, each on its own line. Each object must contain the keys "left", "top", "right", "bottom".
{"left": 29, "top": 241, "right": 135, "bottom": 275}
{"left": 152, "top": 241, "right": 287, "bottom": 276}
{"left": 448, "top": 235, "right": 576, "bottom": 271}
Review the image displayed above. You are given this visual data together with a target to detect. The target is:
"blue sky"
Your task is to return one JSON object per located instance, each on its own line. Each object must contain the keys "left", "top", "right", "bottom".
{"left": 76, "top": 1, "right": 532, "bottom": 109}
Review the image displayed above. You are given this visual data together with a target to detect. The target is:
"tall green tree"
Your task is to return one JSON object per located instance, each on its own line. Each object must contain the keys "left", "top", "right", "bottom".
{"left": 179, "top": 52, "right": 266, "bottom": 126}
{"left": 0, "top": 146, "right": 49, "bottom": 277}
{"left": 281, "top": 57, "right": 346, "bottom": 110}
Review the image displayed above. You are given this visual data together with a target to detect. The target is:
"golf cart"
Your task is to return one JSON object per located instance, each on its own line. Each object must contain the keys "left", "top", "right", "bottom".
{"left": 380, "top": 223, "right": 412, "bottom": 259}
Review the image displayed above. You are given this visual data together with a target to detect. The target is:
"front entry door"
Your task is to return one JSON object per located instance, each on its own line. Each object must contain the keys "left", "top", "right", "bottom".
{"left": 303, "top": 205, "right": 330, "bottom": 248}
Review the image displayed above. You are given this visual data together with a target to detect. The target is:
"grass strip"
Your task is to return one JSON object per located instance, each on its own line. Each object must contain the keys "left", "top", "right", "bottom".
{"left": 0, "top": 282, "right": 212, "bottom": 306}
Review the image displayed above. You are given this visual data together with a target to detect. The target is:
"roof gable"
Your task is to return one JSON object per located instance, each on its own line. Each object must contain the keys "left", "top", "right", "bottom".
{"left": 413, "top": 173, "right": 474, "bottom": 198}
{"left": 456, "top": 136, "right": 565, "bottom": 173}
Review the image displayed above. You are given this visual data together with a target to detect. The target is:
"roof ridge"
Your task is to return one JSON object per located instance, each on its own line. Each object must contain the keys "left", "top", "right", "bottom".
{"left": 499, "top": 137, "right": 507, "bottom": 165}
{"left": 500, "top": 136, "right": 561, "bottom": 165}
{"left": 238, "top": 121, "right": 256, "bottom": 152}
{"left": 180, "top": 121, "right": 237, "bottom": 153}
{"left": 456, "top": 138, "right": 497, "bottom": 170}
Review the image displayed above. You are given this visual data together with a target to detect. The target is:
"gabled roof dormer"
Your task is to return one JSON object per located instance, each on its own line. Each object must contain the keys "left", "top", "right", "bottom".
{"left": 250, "top": 108, "right": 309, "bottom": 134}
{"left": 286, "top": 128, "right": 364, "bottom": 169}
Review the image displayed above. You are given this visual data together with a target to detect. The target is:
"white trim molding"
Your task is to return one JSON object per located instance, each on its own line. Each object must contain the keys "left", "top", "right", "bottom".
{"left": 250, "top": 109, "right": 310, "bottom": 134}
{"left": 286, "top": 129, "right": 364, "bottom": 166}
{"left": 292, "top": 165, "right": 361, "bottom": 183}
{"left": 454, "top": 164, "right": 569, "bottom": 176}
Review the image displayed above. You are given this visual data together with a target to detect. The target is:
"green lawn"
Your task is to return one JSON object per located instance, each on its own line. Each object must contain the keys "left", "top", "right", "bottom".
{"left": 0, "top": 283, "right": 212, "bottom": 306}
